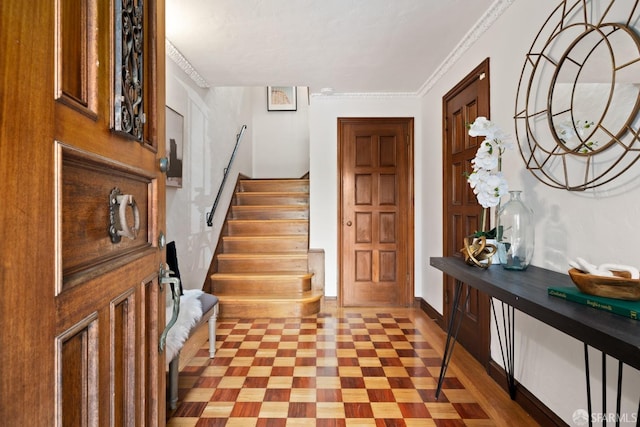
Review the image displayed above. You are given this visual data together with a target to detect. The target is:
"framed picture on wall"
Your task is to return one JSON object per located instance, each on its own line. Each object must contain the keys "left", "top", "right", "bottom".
{"left": 267, "top": 86, "right": 297, "bottom": 111}
{"left": 166, "top": 106, "right": 184, "bottom": 188}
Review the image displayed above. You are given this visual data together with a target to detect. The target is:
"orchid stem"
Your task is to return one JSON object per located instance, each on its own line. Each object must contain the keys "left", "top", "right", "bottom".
{"left": 481, "top": 208, "right": 488, "bottom": 234}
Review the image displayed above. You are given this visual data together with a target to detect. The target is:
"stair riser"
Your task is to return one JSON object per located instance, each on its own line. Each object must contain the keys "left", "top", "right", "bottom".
{"left": 227, "top": 221, "right": 308, "bottom": 236}
{"left": 217, "top": 258, "right": 309, "bottom": 273}
{"left": 231, "top": 207, "right": 309, "bottom": 220}
{"left": 218, "top": 298, "right": 321, "bottom": 318}
{"left": 212, "top": 277, "right": 312, "bottom": 295}
{"left": 235, "top": 194, "right": 309, "bottom": 206}
{"left": 223, "top": 238, "right": 308, "bottom": 253}
{"left": 240, "top": 181, "right": 309, "bottom": 193}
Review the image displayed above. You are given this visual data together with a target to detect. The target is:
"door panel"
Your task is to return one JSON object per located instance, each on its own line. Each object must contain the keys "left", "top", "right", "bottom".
{"left": 56, "top": 313, "right": 99, "bottom": 427}
{"left": 339, "top": 118, "right": 413, "bottom": 307}
{"left": 59, "top": 144, "right": 155, "bottom": 288}
{"left": 111, "top": 290, "right": 137, "bottom": 425}
{"left": 443, "top": 59, "right": 491, "bottom": 367}
{"left": 56, "top": 0, "right": 98, "bottom": 116}
{"left": 142, "top": 276, "right": 162, "bottom": 425}
{"left": 0, "top": 0, "right": 166, "bottom": 425}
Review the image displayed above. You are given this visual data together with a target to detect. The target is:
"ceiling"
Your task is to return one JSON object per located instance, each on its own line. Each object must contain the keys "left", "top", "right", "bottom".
{"left": 165, "top": 0, "right": 496, "bottom": 95}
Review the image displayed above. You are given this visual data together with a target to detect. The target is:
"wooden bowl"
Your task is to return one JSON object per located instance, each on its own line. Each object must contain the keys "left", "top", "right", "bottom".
{"left": 568, "top": 268, "right": 640, "bottom": 301}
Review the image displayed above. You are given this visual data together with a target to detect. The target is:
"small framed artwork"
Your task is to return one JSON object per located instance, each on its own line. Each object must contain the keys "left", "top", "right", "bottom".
{"left": 165, "top": 106, "right": 184, "bottom": 188}
{"left": 267, "top": 86, "right": 297, "bottom": 111}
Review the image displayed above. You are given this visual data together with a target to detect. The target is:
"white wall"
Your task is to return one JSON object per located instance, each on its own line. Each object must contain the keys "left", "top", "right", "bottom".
{"left": 165, "top": 70, "right": 311, "bottom": 289}
{"left": 419, "top": 0, "right": 640, "bottom": 423}
{"left": 166, "top": 58, "right": 253, "bottom": 290}
{"left": 251, "top": 87, "right": 310, "bottom": 178}
{"left": 309, "top": 95, "right": 422, "bottom": 299}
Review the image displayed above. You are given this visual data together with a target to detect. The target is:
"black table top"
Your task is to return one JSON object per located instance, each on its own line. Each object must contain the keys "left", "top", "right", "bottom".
{"left": 430, "top": 257, "right": 640, "bottom": 370}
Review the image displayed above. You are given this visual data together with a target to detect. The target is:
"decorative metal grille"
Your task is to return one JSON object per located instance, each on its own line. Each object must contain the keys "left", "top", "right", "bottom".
{"left": 114, "top": 0, "right": 144, "bottom": 141}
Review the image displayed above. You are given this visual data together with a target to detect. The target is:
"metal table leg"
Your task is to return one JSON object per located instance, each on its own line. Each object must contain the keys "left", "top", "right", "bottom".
{"left": 583, "top": 344, "right": 636, "bottom": 427}
{"left": 436, "top": 279, "right": 470, "bottom": 400}
{"left": 436, "top": 283, "right": 519, "bottom": 401}
{"left": 491, "top": 299, "right": 517, "bottom": 399}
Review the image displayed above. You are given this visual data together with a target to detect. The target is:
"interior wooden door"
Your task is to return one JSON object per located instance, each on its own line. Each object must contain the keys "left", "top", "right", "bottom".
{"left": 0, "top": 1, "right": 166, "bottom": 425}
{"left": 339, "top": 118, "right": 414, "bottom": 307}
{"left": 442, "top": 59, "right": 491, "bottom": 367}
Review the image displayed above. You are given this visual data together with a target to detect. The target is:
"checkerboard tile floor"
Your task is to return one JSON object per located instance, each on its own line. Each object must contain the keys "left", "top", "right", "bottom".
{"left": 167, "top": 310, "right": 497, "bottom": 427}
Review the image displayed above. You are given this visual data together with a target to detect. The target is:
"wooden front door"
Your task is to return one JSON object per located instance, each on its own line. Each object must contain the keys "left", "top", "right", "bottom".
{"left": 338, "top": 118, "right": 414, "bottom": 307}
{"left": 442, "top": 59, "right": 491, "bottom": 367}
{"left": 1, "top": 1, "right": 166, "bottom": 425}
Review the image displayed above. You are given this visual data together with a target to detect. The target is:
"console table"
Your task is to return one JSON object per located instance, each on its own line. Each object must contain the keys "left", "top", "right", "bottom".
{"left": 430, "top": 257, "right": 639, "bottom": 425}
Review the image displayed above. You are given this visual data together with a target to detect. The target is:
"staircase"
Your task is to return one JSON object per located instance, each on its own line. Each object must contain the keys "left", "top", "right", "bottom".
{"left": 210, "top": 178, "right": 323, "bottom": 318}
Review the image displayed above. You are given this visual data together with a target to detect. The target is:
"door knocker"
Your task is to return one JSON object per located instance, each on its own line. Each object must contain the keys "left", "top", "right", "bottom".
{"left": 109, "top": 187, "right": 140, "bottom": 243}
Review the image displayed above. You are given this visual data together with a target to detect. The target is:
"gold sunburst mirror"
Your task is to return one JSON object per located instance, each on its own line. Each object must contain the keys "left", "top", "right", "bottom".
{"left": 515, "top": 0, "right": 640, "bottom": 190}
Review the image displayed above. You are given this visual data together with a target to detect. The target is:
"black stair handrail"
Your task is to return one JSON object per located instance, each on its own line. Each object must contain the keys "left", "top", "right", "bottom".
{"left": 206, "top": 125, "right": 247, "bottom": 226}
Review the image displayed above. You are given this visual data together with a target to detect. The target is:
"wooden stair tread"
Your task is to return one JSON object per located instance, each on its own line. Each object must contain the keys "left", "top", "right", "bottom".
{"left": 227, "top": 219, "right": 308, "bottom": 223}
{"left": 217, "top": 253, "right": 309, "bottom": 259}
{"left": 217, "top": 291, "right": 323, "bottom": 302}
{"left": 229, "top": 206, "right": 309, "bottom": 220}
{"left": 240, "top": 179, "right": 308, "bottom": 183}
{"left": 212, "top": 272, "right": 313, "bottom": 279}
{"left": 231, "top": 205, "right": 309, "bottom": 213}
{"left": 235, "top": 196, "right": 308, "bottom": 206}
{"left": 240, "top": 179, "right": 308, "bottom": 186}
{"left": 232, "top": 205, "right": 308, "bottom": 209}
{"left": 222, "top": 235, "right": 307, "bottom": 240}
{"left": 226, "top": 220, "right": 308, "bottom": 236}
{"left": 236, "top": 192, "right": 307, "bottom": 197}
{"left": 238, "top": 179, "right": 309, "bottom": 193}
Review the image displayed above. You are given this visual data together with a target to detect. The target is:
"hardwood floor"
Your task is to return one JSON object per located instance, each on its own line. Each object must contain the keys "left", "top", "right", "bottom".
{"left": 167, "top": 301, "right": 540, "bottom": 426}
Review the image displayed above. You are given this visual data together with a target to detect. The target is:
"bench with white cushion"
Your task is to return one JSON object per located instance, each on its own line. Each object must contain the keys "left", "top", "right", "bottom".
{"left": 166, "top": 292, "right": 218, "bottom": 410}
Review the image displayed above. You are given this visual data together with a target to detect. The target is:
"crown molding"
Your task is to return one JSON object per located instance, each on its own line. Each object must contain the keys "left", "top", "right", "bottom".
{"left": 310, "top": 91, "right": 419, "bottom": 100}
{"left": 166, "top": 38, "right": 210, "bottom": 89}
{"left": 417, "top": 0, "right": 515, "bottom": 97}
{"left": 310, "top": 0, "right": 513, "bottom": 99}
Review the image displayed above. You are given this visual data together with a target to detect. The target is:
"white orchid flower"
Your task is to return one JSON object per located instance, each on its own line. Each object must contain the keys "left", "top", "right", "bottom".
{"left": 556, "top": 118, "right": 594, "bottom": 140}
{"left": 556, "top": 119, "right": 577, "bottom": 140}
{"left": 472, "top": 140, "right": 500, "bottom": 171}
{"left": 466, "top": 117, "right": 512, "bottom": 210}
{"left": 468, "top": 116, "right": 498, "bottom": 138}
{"left": 467, "top": 168, "right": 488, "bottom": 190}
{"left": 472, "top": 172, "right": 508, "bottom": 208}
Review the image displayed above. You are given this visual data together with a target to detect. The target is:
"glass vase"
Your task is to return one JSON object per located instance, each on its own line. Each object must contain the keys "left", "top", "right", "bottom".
{"left": 497, "top": 191, "right": 534, "bottom": 270}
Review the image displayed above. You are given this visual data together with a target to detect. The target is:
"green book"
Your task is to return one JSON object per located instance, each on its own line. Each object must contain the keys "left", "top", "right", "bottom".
{"left": 547, "top": 286, "right": 640, "bottom": 320}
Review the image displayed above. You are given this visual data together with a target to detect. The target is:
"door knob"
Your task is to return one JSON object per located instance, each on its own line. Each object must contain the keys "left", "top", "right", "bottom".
{"left": 346, "top": 221, "right": 352, "bottom": 226}
{"left": 159, "top": 157, "right": 169, "bottom": 173}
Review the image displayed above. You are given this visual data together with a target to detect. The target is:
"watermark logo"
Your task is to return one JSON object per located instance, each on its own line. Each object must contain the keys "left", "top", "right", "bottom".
{"left": 573, "top": 409, "right": 638, "bottom": 425}
{"left": 572, "top": 409, "right": 589, "bottom": 426}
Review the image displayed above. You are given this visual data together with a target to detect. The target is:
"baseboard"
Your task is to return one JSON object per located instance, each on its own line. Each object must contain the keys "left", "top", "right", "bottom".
{"left": 416, "top": 297, "right": 566, "bottom": 427}
{"left": 415, "top": 297, "right": 444, "bottom": 329}
{"left": 322, "top": 296, "right": 337, "bottom": 311}
{"left": 488, "top": 361, "right": 568, "bottom": 427}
